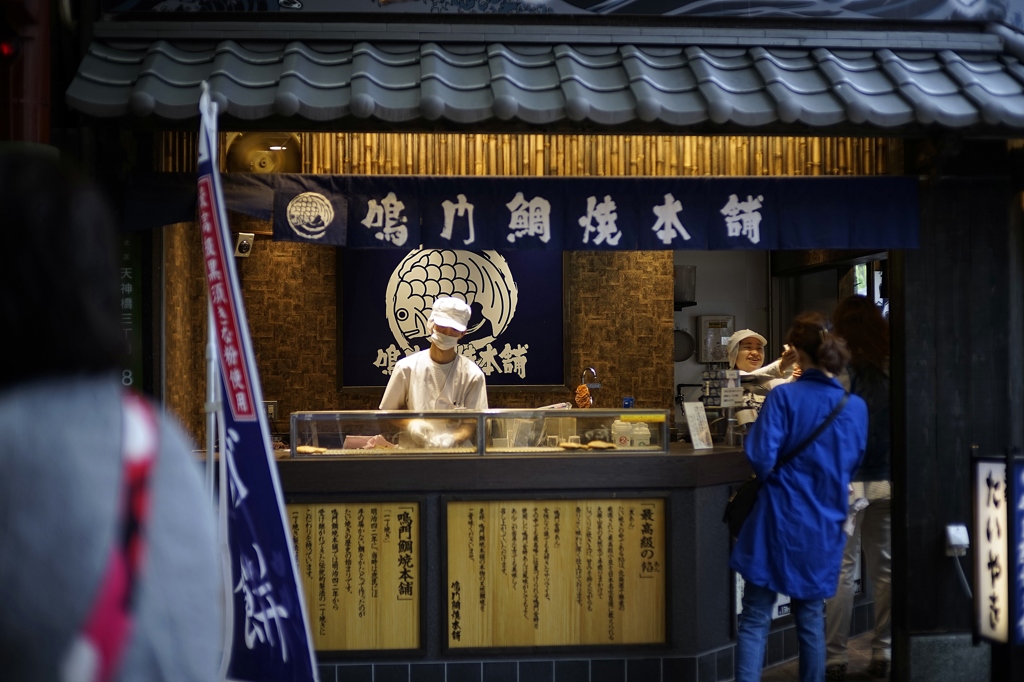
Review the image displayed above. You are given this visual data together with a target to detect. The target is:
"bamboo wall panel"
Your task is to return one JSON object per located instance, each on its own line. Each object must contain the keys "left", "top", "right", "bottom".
{"left": 446, "top": 498, "right": 665, "bottom": 648}
{"left": 209, "top": 133, "right": 892, "bottom": 177}
{"left": 287, "top": 502, "right": 420, "bottom": 651}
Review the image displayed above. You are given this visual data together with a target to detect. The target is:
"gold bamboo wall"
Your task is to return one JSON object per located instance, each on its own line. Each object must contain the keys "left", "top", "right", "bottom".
{"left": 308, "top": 133, "right": 893, "bottom": 177}
{"left": 159, "top": 132, "right": 896, "bottom": 177}
{"left": 161, "top": 132, "right": 896, "bottom": 443}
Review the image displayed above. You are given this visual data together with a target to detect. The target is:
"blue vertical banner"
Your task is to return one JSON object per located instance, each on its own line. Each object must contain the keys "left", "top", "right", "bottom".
{"left": 1014, "top": 457, "right": 1024, "bottom": 645}
{"left": 198, "top": 84, "right": 319, "bottom": 682}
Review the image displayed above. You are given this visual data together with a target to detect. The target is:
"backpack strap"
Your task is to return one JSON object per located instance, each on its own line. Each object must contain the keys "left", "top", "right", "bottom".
{"left": 62, "top": 392, "right": 158, "bottom": 682}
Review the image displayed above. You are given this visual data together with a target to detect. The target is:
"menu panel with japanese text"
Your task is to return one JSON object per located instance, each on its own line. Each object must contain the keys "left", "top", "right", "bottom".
{"left": 446, "top": 499, "right": 665, "bottom": 648}
{"left": 287, "top": 503, "right": 419, "bottom": 650}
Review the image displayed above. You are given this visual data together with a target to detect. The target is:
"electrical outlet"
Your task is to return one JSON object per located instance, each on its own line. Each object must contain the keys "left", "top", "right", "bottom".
{"left": 946, "top": 523, "right": 969, "bottom": 556}
{"left": 264, "top": 400, "right": 279, "bottom": 422}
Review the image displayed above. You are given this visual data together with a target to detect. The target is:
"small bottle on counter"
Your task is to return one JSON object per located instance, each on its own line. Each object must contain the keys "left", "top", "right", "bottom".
{"left": 611, "top": 420, "right": 632, "bottom": 447}
{"left": 631, "top": 422, "right": 651, "bottom": 447}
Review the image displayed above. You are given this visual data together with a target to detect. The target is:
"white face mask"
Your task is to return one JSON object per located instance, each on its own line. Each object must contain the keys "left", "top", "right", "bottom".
{"left": 429, "top": 326, "right": 460, "bottom": 351}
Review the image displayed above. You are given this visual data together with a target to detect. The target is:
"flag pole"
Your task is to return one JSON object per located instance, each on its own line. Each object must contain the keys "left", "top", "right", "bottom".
{"left": 198, "top": 79, "right": 319, "bottom": 682}
{"left": 206, "top": 298, "right": 219, "bottom": 502}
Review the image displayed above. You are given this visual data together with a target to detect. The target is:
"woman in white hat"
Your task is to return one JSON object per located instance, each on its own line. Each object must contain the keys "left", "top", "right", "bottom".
{"left": 727, "top": 329, "right": 799, "bottom": 420}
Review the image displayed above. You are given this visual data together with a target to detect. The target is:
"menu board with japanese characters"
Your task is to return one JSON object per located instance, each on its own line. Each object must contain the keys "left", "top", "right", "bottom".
{"left": 287, "top": 503, "right": 419, "bottom": 650}
{"left": 446, "top": 499, "right": 665, "bottom": 648}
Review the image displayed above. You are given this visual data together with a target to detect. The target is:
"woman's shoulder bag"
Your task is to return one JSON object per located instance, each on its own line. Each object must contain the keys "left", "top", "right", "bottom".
{"left": 723, "top": 392, "right": 850, "bottom": 539}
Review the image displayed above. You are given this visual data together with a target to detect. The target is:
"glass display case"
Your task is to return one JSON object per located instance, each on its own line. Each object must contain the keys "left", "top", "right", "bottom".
{"left": 289, "top": 409, "right": 670, "bottom": 457}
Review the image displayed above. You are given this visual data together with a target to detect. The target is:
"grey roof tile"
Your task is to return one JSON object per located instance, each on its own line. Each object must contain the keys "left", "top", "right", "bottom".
{"left": 65, "top": 32, "right": 1024, "bottom": 133}
{"left": 686, "top": 47, "right": 764, "bottom": 94}
{"left": 684, "top": 47, "right": 775, "bottom": 126}
{"left": 65, "top": 79, "right": 130, "bottom": 118}
{"left": 629, "top": 82, "right": 708, "bottom": 125}
{"left": 273, "top": 78, "right": 351, "bottom": 120}
{"left": 561, "top": 80, "right": 636, "bottom": 124}
{"left": 751, "top": 47, "right": 846, "bottom": 126}
{"left": 879, "top": 49, "right": 980, "bottom": 126}
{"left": 420, "top": 79, "right": 494, "bottom": 123}
{"left": 1000, "top": 58, "right": 1024, "bottom": 95}
{"left": 621, "top": 47, "right": 697, "bottom": 93}
{"left": 813, "top": 48, "right": 915, "bottom": 127}
{"left": 939, "top": 50, "right": 1024, "bottom": 127}
{"left": 769, "top": 86, "right": 847, "bottom": 126}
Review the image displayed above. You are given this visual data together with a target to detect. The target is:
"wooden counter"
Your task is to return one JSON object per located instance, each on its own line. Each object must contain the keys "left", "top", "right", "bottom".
{"left": 277, "top": 442, "right": 752, "bottom": 495}
{"left": 277, "top": 442, "right": 751, "bottom": 664}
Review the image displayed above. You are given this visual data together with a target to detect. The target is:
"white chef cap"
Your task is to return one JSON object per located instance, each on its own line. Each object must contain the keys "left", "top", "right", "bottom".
{"left": 428, "top": 296, "right": 471, "bottom": 333}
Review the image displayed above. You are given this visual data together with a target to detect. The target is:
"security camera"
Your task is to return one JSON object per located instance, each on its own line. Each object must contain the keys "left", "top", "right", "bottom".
{"left": 234, "top": 233, "right": 255, "bottom": 258}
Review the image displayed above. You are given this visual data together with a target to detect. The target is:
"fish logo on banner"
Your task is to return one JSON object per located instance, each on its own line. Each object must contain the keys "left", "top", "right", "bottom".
{"left": 286, "top": 192, "right": 334, "bottom": 240}
{"left": 273, "top": 177, "right": 346, "bottom": 246}
{"left": 197, "top": 82, "right": 319, "bottom": 682}
{"left": 376, "top": 249, "right": 525, "bottom": 378}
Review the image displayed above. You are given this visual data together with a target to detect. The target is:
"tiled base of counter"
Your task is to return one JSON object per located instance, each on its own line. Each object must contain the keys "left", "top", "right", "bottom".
{"left": 316, "top": 602, "right": 875, "bottom": 682}
{"left": 318, "top": 653, "right": 734, "bottom": 682}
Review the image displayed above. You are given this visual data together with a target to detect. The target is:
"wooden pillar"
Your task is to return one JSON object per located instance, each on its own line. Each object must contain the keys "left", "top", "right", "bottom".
{"left": 0, "top": 0, "right": 49, "bottom": 143}
{"left": 890, "top": 140, "right": 1024, "bottom": 679}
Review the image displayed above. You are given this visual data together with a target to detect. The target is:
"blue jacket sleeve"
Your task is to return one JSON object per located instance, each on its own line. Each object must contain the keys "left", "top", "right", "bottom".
{"left": 744, "top": 388, "right": 789, "bottom": 478}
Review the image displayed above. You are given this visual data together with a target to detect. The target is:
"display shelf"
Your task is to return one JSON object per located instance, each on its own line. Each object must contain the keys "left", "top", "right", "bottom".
{"left": 289, "top": 408, "right": 670, "bottom": 458}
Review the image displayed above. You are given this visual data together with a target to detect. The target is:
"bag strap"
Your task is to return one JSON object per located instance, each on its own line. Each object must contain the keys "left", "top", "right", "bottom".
{"left": 769, "top": 392, "right": 849, "bottom": 476}
{"left": 62, "top": 392, "right": 158, "bottom": 682}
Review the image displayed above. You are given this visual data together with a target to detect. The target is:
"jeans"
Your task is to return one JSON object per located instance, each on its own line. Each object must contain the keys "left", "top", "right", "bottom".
{"left": 736, "top": 581, "right": 825, "bottom": 682}
{"left": 825, "top": 487, "right": 892, "bottom": 666}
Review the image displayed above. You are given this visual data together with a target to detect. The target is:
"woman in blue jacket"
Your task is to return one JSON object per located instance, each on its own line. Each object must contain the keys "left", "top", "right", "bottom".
{"left": 731, "top": 312, "right": 868, "bottom": 682}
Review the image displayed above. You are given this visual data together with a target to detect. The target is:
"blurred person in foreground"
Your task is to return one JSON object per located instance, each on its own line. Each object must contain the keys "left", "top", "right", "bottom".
{"left": 731, "top": 312, "right": 867, "bottom": 682}
{"left": 825, "top": 295, "right": 892, "bottom": 680}
{"left": 0, "top": 151, "right": 221, "bottom": 681}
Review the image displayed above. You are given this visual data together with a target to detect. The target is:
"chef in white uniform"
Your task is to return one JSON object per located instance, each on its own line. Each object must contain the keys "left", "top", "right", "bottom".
{"left": 379, "top": 296, "right": 488, "bottom": 447}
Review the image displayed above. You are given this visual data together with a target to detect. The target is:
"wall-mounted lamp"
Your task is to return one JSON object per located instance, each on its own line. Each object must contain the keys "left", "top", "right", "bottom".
{"left": 235, "top": 233, "right": 255, "bottom": 258}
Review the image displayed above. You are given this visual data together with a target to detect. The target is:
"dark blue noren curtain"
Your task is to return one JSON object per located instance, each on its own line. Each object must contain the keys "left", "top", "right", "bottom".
{"left": 125, "top": 173, "right": 919, "bottom": 251}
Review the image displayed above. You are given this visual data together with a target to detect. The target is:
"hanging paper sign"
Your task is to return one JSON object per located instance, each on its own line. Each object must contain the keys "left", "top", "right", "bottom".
{"left": 683, "top": 402, "right": 714, "bottom": 450}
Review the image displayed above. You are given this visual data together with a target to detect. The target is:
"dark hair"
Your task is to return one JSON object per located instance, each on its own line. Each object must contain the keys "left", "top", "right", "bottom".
{"left": 833, "top": 295, "right": 889, "bottom": 372}
{"left": 0, "top": 151, "right": 122, "bottom": 388}
{"left": 785, "top": 311, "right": 850, "bottom": 376}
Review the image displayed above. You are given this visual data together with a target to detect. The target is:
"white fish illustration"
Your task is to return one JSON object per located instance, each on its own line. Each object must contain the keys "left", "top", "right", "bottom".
{"left": 384, "top": 249, "right": 519, "bottom": 354}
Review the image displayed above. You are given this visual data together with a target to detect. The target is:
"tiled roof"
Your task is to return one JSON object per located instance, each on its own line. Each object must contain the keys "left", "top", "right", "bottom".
{"left": 66, "top": 29, "right": 1024, "bottom": 133}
